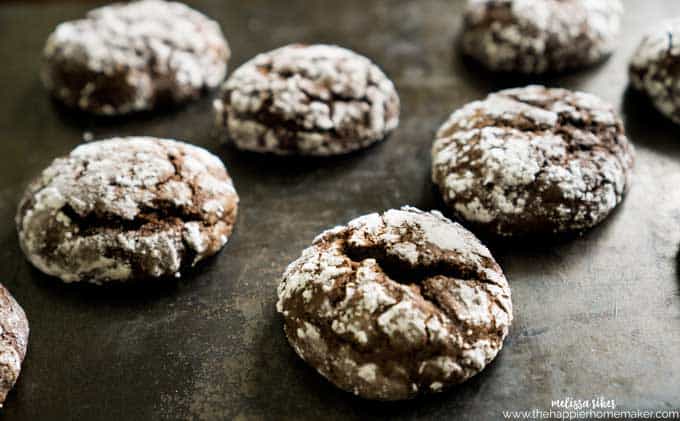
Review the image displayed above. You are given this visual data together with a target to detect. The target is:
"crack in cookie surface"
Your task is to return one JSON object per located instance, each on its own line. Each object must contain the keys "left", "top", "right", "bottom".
{"left": 431, "top": 85, "right": 634, "bottom": 236}
{"left": 276, "top": 207, "right": 512, "bottom": 400}
{"left": 16, "top": 137, "right": 239, "bottom": 284}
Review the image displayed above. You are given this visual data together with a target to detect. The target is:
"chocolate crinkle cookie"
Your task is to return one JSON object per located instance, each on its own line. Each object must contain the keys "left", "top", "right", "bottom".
{"left": 42, "top": 0, "right": 230, "bottom": 115}
{"left": 630, "top": 20, "right": 680, "bottom": 125}
{"left": 214, "top": 44, "right": 400, "bottom": 156}
{"left": 432, "top": 85, "right": 634, "bottom": 237}
{"left": 461, "top": 0, "right": 623, "bottom": 74}
{"left": 16, "top": 137, "right": 239, "bottom": 284}
{"left": 276, "top": 207, "right": 512, "bottom": 400}
{"left": 0, "top": 284, "right": 28, "bottom": 407}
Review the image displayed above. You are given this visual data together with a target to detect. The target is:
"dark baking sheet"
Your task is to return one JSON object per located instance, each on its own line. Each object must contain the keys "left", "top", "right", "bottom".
{"left": 1, "top": 0, "right": 680, "bottom": 419}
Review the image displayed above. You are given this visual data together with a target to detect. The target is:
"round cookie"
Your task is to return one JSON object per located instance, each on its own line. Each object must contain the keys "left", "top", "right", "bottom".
{"left": 630, "top": 20, "right": 680, "bottom": 124}
{"left": 16, "top": 137, "right": 239, "bottom": 284}
{"left": 42, "top": 0, "right": 230, "bottom": 115}
{"left": 461, "top": 0, "right": 623, "bottom": 74}
{"left": 432, "top": 85, "right": 634, "bottom": 237}
{"left": 276, "top": 207, "right": 512, "bottom": 400}
{"left": 0, "top": 284, "right": 29, "bottom": 407}
{"left": 214, "top": 44, "right": 400, "bottom": 156}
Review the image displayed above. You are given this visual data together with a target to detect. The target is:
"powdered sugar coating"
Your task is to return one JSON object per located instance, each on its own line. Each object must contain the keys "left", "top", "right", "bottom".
{"left": 630, "top": 20, "right": 680, "bottom": 124}
{"left": 16, "top": 137, "right": 239, "bottom": 284}
{"left": 462, "top": 0, "right": 623, "bottom": 74}
{"left": 43, "top": 0, "right": 229, "bottom": 115}
{"left": 214, "top": 44, "right": 400, "bottom": 155}
{"left": 277, "top": 207, "right": 512, "bottom": 400}
{"left": 432, "top": 85, "right": 634, "bottom": 236}
{"left": 0, "top": 284, "right": 28, "bottom": 407}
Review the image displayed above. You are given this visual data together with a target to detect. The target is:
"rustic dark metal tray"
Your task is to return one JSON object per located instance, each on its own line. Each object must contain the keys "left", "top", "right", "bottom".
{"left": 1, "top": 0, "right": 679, "bottom": 419}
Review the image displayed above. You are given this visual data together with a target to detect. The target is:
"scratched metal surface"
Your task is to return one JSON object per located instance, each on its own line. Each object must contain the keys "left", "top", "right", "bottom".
{"left": 0, "top": 0, "right": 679, "bottom": 419}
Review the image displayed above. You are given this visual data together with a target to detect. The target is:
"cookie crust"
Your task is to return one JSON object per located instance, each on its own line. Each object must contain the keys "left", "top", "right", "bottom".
{"left": 0, "top": 284, "right": 29, "bottom": 407}
{"left": 42, "top": 0, "right": 230, "bottom": 115}
{"left": 432, "top": 85, "right": 634, "bottom": 237}
{"left": 461, "top": 0, "right": 623, "bottom": 74}
{"left": 276, "top": 207, "right": 512, "bottom": 400}
{"left": 16, "top": 137, "right": 239, "bottom": 284}
{"left": 630, "top": 20, "right": 680, "bottom": 124}
{"left": 214, "top": 44, "right": 400, "bottom": 156}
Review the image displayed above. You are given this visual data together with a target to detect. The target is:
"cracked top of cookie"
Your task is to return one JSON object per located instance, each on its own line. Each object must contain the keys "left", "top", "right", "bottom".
{"left": 0, "top": 284, "right": 28, "bottom": 405}
{"left": 462, "top": 0, "right": 623, "bottom": 73}
{"left": 43, "top": 0, "right": 229, "bottom": 114}
{"left": 630, "top": 19, "right": 680, "bottom": 124}
{"left": 432, "top": 85, "right": 634, "bottom": 236}
{"left": 276, "top": 207, "right": 512, "bottom": 400}
{"left": 16, "top": 137, "right": 239, "bottom": 284}
{"left": 215, "top": 44, "right": 400, "bottom": 155}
